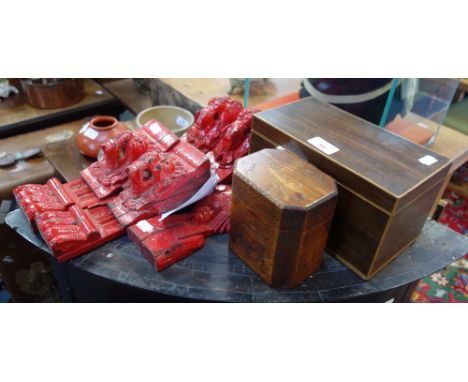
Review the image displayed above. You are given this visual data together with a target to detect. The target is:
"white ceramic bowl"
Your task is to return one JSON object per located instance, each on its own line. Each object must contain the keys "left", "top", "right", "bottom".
{"left": 136, "top": 105, "right": 194, "bottom": 136}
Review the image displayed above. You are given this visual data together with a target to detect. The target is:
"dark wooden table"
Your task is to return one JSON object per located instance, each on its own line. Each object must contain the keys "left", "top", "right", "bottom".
{"left": 0, "top": 79, "right": 123, "bottom": 138}
{"left": 5, "top": 133, "right": 468, "bottom": 302}
{"left": 6, "top": 209, "right": 468, "bottom": 302}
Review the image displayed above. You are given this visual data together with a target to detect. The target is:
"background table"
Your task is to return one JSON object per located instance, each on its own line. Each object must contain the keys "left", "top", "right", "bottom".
{"left": 0, "top": 79, "right": 123, "bottom": 138}
{"left": 0, "top": 119, "right": 88, "bottom": 199}
{"left": 104, "top": 78, "right": 302, "bottom": 115}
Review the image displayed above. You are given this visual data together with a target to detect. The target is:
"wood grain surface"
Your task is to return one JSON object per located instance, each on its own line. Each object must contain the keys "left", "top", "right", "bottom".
{"left": 234, "top": 148, "right": 337, "bottom": 210}
{"left": 230, "top": 149, "right": 337, "bottom": 288}
{"left": 150, "top": 78, "right": 301, "bottom": 110}
{"left": 253, "top": 97, "right": 450, "bottom": 214}
{"left": 250, "top": 100, "right": 452, "bottom": 279}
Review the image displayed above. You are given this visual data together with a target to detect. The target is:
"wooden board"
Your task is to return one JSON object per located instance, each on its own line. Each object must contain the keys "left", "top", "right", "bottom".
{"left": 430, "top": 124, "right": 468, "bottom": 173}
{"left": 156, "top": 78, "right": 301, "bottom": 109}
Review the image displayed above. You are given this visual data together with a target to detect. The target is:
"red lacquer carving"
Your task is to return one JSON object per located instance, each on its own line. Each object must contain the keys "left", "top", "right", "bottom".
{"left": 13, "top": 177, "right": 114, "bottom": 229}
{"left": 13, "top": 178, "right": 74, "bottom": 227}
{"left": 184, "top": 97, "right": 257, "bottom": 183}
{"left": 81, "top": 120, "right": 179, "bottom": 199}
{"left": 127, "top": 185, "right": 232, "bottom": 270}
{"left": 14, "top": 100, "right": 248, "bottom": 267}
{"left": 63, "top": 178, "right": 114, "bottom": 209}
{"left": 109, "top": 141, "right": 211, "bottom": 227}
{"left": 185, "top": 96, "right": 244, "bottom": 153}
{"left": 35, "top": 204, "right": 125, "bottom": 262}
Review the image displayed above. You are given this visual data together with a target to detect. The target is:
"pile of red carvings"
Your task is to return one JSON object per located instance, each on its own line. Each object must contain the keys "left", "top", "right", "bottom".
{"left": 14, "top": 97, "right": 257, "bottom": 270}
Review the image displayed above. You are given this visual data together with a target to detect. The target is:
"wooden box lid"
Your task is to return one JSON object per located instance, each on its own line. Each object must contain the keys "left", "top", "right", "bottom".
{"left": 253, "top": 97, "right": 450, "bottom": 214}
{"left": 234, "top": 148, "right": 337, "bottom": 211}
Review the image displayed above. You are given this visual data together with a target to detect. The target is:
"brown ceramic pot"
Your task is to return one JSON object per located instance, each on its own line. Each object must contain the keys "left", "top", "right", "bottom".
{"left": 76, "top": 116, "right": 128, "bottom": 159}
{"left": 20, "top": 78, "right": 85, "bottom": 109}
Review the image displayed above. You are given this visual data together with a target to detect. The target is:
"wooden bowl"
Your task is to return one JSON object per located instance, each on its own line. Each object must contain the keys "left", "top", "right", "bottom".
{"left": 136, "top": 105, "right": 194, "bottom": 136}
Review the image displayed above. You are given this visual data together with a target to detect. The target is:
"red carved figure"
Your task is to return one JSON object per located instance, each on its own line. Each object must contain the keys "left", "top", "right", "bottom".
{"left": 211, "top": 109, "right": 255, "bottom": 180}
{"left": 184, "top": 97, "right": 258, "bottom": 183}
{"left": 14, "top": 101, "right": 243, "bottom": 266}
{"left": 109, "top": 141, "right": 211, "bottom": 227}
{"left": 127, "top": 185, "right": 232, "bottom": 271}
{"left": 192, "top": 185, "right": 232, "bottom": 233}
{"left": 81, "top": 120, "right": 179, "bottom": 199}
{"left": 185, "top": 96, "right": 243, "bottom": 152}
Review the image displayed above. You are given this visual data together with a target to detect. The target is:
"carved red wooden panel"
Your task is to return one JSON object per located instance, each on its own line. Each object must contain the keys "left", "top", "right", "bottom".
{"left": 62, "top": 178, "right": 114, "bottom": 209}
{"left": 35, "top": 204, "right": 125, "bottom": 262}
{"left": 127, "top": 185, "right": 232, "bottom": 270}
{"left": 14, "top": 178, "right": 74, "bottom": 227}
{"left": 183, "top": 97, "right": 257, "bottom": 184}
{"left": 109, "top": 141, "right": 211, "bottom": 226}
{"left": 81, "top": 120, "right": 179, "bottom": 199}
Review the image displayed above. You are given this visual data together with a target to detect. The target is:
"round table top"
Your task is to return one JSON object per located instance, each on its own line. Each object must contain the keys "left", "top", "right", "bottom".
{"left": 6, "top": 209, "right": 468, "bottom": 302}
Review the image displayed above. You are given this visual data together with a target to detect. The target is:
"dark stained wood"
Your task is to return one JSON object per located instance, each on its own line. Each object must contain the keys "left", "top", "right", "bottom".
{"left": 253, "top": 97, "right": 450, "bottom": 214}
{"left": 0, "top": 79, "right": 123, "bottom": 138}
{"left": 250, "top": 98, "right": 452, "bottom": 279}
{"left": 101, "top": 79, "right": 152, "bottom": 115}
{"left": 229, "top": 149, "right": 337, "bottom": 288}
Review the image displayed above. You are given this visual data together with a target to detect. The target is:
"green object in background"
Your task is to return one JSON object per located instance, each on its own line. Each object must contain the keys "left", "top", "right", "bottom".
{"left": 243, "top": 78, "right": 250, "bottom": 108}
{"left": 379, "top": 78, "right": 399, "bottom": 127}
{"left": 444, "top": 98, "right": 468, "bottom": 135}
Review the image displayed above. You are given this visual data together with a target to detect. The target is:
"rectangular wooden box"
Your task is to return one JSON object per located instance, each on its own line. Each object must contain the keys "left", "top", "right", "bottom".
{"left": 229, "top": 149, "right": 337, "bottom": 288}
{"left": 250, "top": 97, "right": 451, "bottom": 279}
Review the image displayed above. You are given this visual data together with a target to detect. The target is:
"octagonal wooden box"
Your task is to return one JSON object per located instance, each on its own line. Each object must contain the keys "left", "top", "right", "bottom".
{"left": 229, "top": 149, "right": 337, "bottom": 288}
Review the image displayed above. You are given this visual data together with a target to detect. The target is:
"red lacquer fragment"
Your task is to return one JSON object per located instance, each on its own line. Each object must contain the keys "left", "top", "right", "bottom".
{"left": 35, "top": 204, "right": 125, "bottom": 262}
{"left": 127, "top": 185, "right": 232, "bottom": 271}
{"left": 81, "top": 120, "right": 179, "bottom": 199}
{"left": 109, "top": 141, "right": 211, "bottom": 226}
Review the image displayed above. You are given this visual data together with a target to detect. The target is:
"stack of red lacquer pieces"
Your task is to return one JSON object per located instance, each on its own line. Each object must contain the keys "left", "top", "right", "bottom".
{"left": 13, "top": 96, "right": 256, "bottom": 270}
